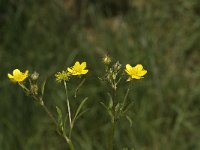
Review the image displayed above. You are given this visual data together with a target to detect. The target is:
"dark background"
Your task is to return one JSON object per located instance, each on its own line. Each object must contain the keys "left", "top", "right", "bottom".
{"left": 0, "top": 0, "right": 200, "bottom": 149}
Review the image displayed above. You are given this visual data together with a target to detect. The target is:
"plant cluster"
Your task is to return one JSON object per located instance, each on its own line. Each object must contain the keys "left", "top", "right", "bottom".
{"left": 7, "top": 56, "right": 147, "bottom": 150}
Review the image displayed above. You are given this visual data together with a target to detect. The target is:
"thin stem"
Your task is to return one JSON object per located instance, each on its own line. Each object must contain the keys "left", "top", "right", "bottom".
{"left": 40, "top": 85, "right": 75, "bottom": 150}
{"left": 19, "top": 82, "right": 75, "bottom": 149}
{"left": 69, "top": 128, "right": 73, "bottom": 140}
{"left": 40, "top": 101, "right": 58, "bottom": 126}
{"left": 74, "top": 78, "right": 85, "bottom": 98}
{"left": 109, "top": 120, "right": 116, "bottom": 150}
{"left": 63, "top": 81, "right": 72, "bottom": 137}
{"left": 30, "top": 94, "right": 57, "bottom": 127}
{"left": 19, "top": 83, "right": 29, "bottom": 93}
{"left": 108, "top": 85, "right": 117, "bottom": 150}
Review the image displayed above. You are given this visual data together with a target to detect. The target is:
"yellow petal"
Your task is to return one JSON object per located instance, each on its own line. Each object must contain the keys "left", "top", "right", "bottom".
{"left": 125, "top": 69, "right": 130, "bottom": 74}
{"left": 126, "top": 64, "right": 132, "bottom": 71}
{"left": 137, "top": 70, "right": 147, "bottom": 76}
{"left": 13, "top": 69, "right": 21, "bottom": 76}
{"left": 73, "top": 72, "right": 79, "bottom": 75}
{"left": 18, "top": 77, "right": 25, "bottom": 82}
{"left": 24, "top": 70, "right": 29, "bottom": 77}
{"left": 8, "top": 73, "right": 13, "bottom": 79}
{"left": 81, "top": 70, "right": 88, "bottom": 74}
{"left": 74, "top": 61, "right": 80, "bottom": 66}
{"left": 135, "top": 64, "right": 143, "bottom": 71}
{"left": 125, "top": 64, "right": 133, "bottom": 75}
{"left": 67, "top": 68, "right": 73, "bottom": 73}
{"left": 131, "top": 75, "right": 141, "bottom": 79}
{"left": 81, "top": 62, "right": 86, "bottom": 69}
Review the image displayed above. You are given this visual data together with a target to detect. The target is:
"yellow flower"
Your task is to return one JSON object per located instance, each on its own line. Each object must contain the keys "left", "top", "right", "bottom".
{"left": 55, "top": 71, "right": 70, "bottom": 82}
{"left": 67, "top": 61, "right": 88, "bottom": 76}
{"left": 125, "top": 64, "right": 147, "bottom": 80}
{"left": 8, "top": 69, "right": 29, "bottom": 83}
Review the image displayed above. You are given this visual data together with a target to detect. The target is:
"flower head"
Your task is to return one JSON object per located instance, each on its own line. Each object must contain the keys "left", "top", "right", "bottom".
{"left": 55, "top": 71, "right": 70, "bottom": 82}
{"left": 67, "top": 61, "right": 88, "bottom": 76}
{"left": 125, "top": 64, "right": 147, "bottom": 81}
{"left": 8, "top": 69, "right": 29, "bottom": 83}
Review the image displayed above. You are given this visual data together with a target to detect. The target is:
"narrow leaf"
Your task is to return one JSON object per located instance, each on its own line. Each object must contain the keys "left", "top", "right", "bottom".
{"left": 56, "top": 106, "right": 63, "bottom": 129}
{"left": 122, "top": 88, "right": 130, "bottom": 110}
{"left": 75, "top": 109, "right": 89, "bottom": 121}
{"left": 63, "top": 114, "right": 68, "bottom": 136}
{"left": 126, "top": 115, "right": 133, "bottom": 127}
{"left": 73, "top": 97, "right": 88, "bottom": 122}
{"left": 100, "top": 102, "right": 109, "bottom": 110}
{"left": 107, "top": 92, "right": 113, "bottom": 109}
{"left": 41, "top": 79, "right": 46, "bottom": 97}
{"left": 123, "top": 101, "right": 134, "bottom": 114}
{"left": 115, "top": 103, "right": 120, "bottom": 112}
{"left": 100, "top": 102, "right": 113, "bottom": 119}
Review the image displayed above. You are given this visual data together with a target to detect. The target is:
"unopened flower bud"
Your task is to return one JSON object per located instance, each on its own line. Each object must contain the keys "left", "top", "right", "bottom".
{"left": 114, "top": 61, "right": 121, "bottom": 72}
{"left": 103, "top": 54, "right": 111, "bottom": 65}
{"left": 31, "top": 71, "right": 39, "bottom": 80}
{"left": 31, "top": 84, "right": 38, "bottom": 95}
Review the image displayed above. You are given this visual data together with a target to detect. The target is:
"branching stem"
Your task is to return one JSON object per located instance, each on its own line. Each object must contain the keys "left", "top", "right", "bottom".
{"left": 64, "top": 136, "right": 75, "bottom": 150}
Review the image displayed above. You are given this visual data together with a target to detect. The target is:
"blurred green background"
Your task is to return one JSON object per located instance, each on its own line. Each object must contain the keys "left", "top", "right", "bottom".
{"left": 0, "top": 0, "right": 200, "bottom": 150}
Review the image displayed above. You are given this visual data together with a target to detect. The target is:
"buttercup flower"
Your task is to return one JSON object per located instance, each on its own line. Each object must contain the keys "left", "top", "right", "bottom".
{"left": 67, "top": 61, "right": 88, "bottom": 76}
{"left": 125, "top": 64, "right": 147, "bottom": 81}
{"left": 8, "top": 69, "right": 29, "bottom": 83}
{"left": 55, "top": 71, "right": 70, "bottom": 82}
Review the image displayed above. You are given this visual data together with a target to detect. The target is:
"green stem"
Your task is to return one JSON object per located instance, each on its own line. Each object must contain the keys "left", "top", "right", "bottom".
{"left": 30, "top": 93, "right": 57, "bottom": 127}
{"left": 109, "top": 118, "right": 116, "bottom": 150}
{"left": 19, "top": 83, "right": 30, "bottom": 93}
{"left": 63, "top": 81, "right": 73, "bottom": 138}
{"left": 74, "top": 78, "right": 85, "bottom": 98}
{"left": 108, "top": 86, "right": 117, "bottom": 150}
{"left": 19, "top": 82, "right": 75, "bottom": 149}
{"left": 40, "top": 101, "right": 58, "bottom": 126}
{"left": 64, "top": 136, "right": 75, "bottom": 150}
{"left": 69, "top": 127, "right": 73, "bottom": 140}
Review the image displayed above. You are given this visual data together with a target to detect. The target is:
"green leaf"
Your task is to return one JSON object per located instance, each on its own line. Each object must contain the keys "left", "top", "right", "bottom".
{"left": 115, "top": 102, "right": 120, "bottom": 112}
{"left": 63, "top": 114, "right": 68, "bottom": 136}
{"left": 122, "top": 88, "right": 130, "bottom": 110}
{"left": 123, "top": 101, "right": 134, "bottom": 114}
{"left": 126, "top": 115, "right": 133, "bottom": 127}
{"left": 75, "top": 109, "right": 89, "bottom": 121}
{"left": 73, "top": 97, "right": 88, "bottom": 122}
{"left": 116, "top": 76, "right": 122, "bottom": 85}
{"left": 41, "top": 79, "right": 46, "bottom": 97}
{"left": 100, "top": 102, "right": 113, "bottom": 119}
{"left": 100, "top": 102, "right": 108, "bottom": 110}
{"left": 107, "top": 93, "right": 113, "bottom": 109}
{"left": 56, "top": 106, "right": 63, "bottom": 130}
